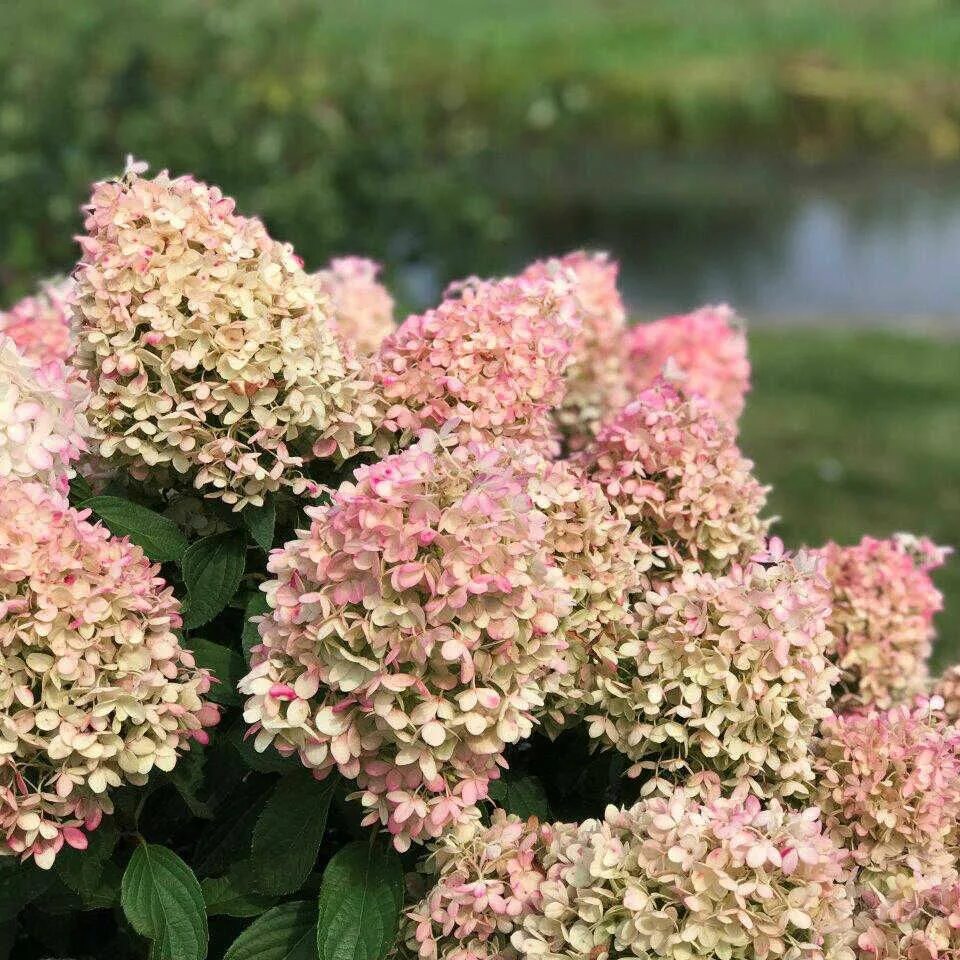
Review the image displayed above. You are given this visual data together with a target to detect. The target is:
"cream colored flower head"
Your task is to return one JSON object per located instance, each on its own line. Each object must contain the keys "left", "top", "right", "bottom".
{"left": 0, "top": 479, "right": 219, "bottom": 868}
{"left": 75, "top": 163, "right": 384, "bottom": 510}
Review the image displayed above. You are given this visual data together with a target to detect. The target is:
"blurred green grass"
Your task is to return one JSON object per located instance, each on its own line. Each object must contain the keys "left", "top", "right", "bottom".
{"left": 741, "top": 327, "right": 959, "bottom": 670}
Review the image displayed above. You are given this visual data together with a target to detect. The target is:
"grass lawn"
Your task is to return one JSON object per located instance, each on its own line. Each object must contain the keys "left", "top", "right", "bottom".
{"left": 741, "top": 327, "right": 959, "bottom": 670}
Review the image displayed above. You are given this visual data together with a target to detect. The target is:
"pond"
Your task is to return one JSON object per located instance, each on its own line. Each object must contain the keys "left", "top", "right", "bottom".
{"left": 398, "top": 155, "right": 960, "bottom": 331}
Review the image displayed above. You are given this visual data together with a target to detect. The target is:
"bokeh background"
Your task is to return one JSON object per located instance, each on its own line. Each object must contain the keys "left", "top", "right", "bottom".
{"left": 1, "top": 0, "right": 958, "bottom": 659}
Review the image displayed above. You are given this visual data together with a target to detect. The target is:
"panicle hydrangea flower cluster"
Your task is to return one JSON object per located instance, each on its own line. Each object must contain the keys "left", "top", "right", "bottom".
{"left": 0, "top": 335, "right": 88, "bottom": 493}
{"left": 374, "top": 273, "right": 580, "bottom": 455}
{"left": 520, "top": 252, "right": 629, "bottom": 451}
{"left": 855, "top": 879, "right": 960, "bottom": 960}
{"left": 587, "top": 548, "right": 837, "bottom": 799}
{"left": 74, "top": 163, "right": 384, "bottom": 510}
{"left": 816, "top": 535, "right": 949, "bottom": 709}
{"left": 406, "top": 788, "right": 854, "bottom": 960}
{"left": 0, "top": 479, "right": 219, "bottom": 868}
{"left": 404, "top": 810, "right": 556, "bottom": 960}
{"left": 813, "top": 703, "right": 960, "bottom": 897}
{"left": 0, "top": 278, "right": 75, "bottom": 364}
{"left": 312, "top": 256, "right": 395, "bottom": 354}
{"left": 625, "top": 303, "right": 751, "bottom": 422}
{"left": 576, "top": 379, "right": 768, "bottom": 574}
{"left": 238, "top": 436, "right": 575, "bottom": 851}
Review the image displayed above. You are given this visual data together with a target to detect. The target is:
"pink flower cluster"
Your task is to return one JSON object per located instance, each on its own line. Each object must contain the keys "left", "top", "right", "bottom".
{"left": 0, "top": 278, "right": 75, "bottom": 364}
{"left": 74, "top": 163, "right": 384, "bottom": 509}
{"left": 625, "top": 303, "right": 750, "bottom": 421}
{"left": 520, "top": 252, "right": 629, "bottom": 451}
{"left": 816, "top": 535, "right": 949, "bottom": 709}
{"left": 313, "top": 256, "right": 395, "bottom": 354}
{"left": 239, "top": 437, "right": 575, "bottom": 850}
{"left": 375, "top": 273, "right": 580, "bottom": 455}
{"left": 406, "top": 788, "right": 854, "bottom": 960}
{"left": 814, "top": 703, "right": 960, "bottom": 895}
{"left": 0, "top": 335, "right": 88, "bottom": 493}
{"left": 0, "top": 480, "right": 219, "bottom": 868}
{"left": 588, "top": 549, "right": 837, "bottom": 798}
{"left": 405, "top": 811, "right": 554, "bottom": 960}
{"left": 576, "top": 379, "right": 768, "bottom": 573}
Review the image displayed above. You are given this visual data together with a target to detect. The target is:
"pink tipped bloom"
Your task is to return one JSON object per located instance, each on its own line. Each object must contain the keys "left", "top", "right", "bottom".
{"left": 0, "top": 479, "right": 218, "bottom": 868}
{"left": 74, "top": 162, "right": 384, "bottom": 510}
{"left": 374, "top": 272, "right": 580, "bottom": 455}
{"left": 313, "top": 256, "right": 395, "bottom": 354}
{"left": 0, "top": 278, "right": 76, "bottom": 364}
{"left": 814, "top": 702, "right": 960, "bottom": 892}
{"left": 587, "top": 549, "right": 837, "bottom": 799}
{"left": 625, "top": 303, "right": 750, "bottom": 422}
{"left": 238, "top": 436, "right": 575, "bottom": 851}
{"left": 816, "top": 534, "right": 950, "bottom": 709}
{"left": 576, "top": 378, "right": 768, "bottom": 574}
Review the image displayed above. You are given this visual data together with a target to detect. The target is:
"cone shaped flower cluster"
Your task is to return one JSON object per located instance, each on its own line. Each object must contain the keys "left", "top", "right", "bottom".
{"left": 239, "top": 435, "right": 576, "bottom": 850}
{"left": 587, "top": 547, "right": 837, "bottom": 798}
{"left": 312, "top": 256, "right": 395, "bottom": 354}
{"left": 74, "top": 164, "right": 383, "bottom": 509}
{"left": 0, "top": 480, "right": 218, "bottom": 867}
{"left": 374, "top": 273, "right": 580, "bottom": 455}
{"left": 625, "top": 303, "right": 750, "bottom": 421}
{"left": 816, "top": 535, "right": 949, "bottom": 709}
{"left": 406, "top": 787, "right": 853, "bottom": 960}
{"left": 576, "top": 379, "right": 768, "bottom": 574}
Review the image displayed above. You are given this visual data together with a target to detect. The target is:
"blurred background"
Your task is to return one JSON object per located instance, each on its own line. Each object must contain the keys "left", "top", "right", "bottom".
{"left": 1, "top": 0, "right": 957, "bottom": 657}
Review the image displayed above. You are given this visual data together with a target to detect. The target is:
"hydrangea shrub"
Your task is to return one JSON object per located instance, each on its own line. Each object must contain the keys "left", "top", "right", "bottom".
{"left": 0, "top": 163, "right": 954, "bottom": 960}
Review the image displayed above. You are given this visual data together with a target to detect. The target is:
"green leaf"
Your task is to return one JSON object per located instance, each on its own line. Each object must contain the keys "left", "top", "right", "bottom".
{"left": 488, "top": 774, "right": 553, "bottom": 821}
{"left": 0, "top": 859, "right": 53, "bottom": 921}
{"left": 225, "top": 901, "right": 317, "bottom": 960}
{"left": 68, "top": 473, "right": 93, "bottom": 506}
{"left": 243, "top": 498, "right": 277, "bottom": 552}
{"left": 251, "top": 772, "right": 337, "bottom": 895}
{"left": 242, "top": 591, "right": 271, "bottom": 660}
{"left": 188, "top": 637, "right": 246, "bottom": 706}
{"left": 201, "top": 875, "right": 277, "bottom": 918}
{"left": 168, "top": 749, "right": 215, "bottom": 819}
{"left": 121, "top": 843, "right": 208, "bottom": 960}
{"left": 82, "top": 496, "right": 188, "bottom": 563}
{"left": 193, "top": 777, "right": 274, "bottom": 878}
{"left": 181, "top": 531, "right": 247, "bottom": 629}
{"left": 316, "top": 842, "right": 402, "bottom": 960}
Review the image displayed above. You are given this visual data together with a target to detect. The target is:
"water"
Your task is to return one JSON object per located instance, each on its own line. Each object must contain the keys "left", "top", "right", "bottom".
{"left": 400, "top": 156, "right": 960, "bottom": 330}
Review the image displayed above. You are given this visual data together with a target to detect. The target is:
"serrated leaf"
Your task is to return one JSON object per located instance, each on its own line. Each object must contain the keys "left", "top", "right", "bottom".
{"left": 242, "top": 591, "right": 271, "bottom": 660}
{"left": 316, "top": 842, "right": 402, "bottom": 960}
{"left": 225, "top": 901, "right": 317, "bottom": 960}
{"left": 251, "top": 772, "right": 337, "bottom": 895}
{"left": 121, "top": 843, "right": 208, "bottom": 960}
{"left": 168, "top": 749, "right": 214, "bottom": 819}
{"left": 488, "top": 774, "right": 552, "bottom": 821}
{"left": 181, "top": 531, "right": 247, "bottom": 629}
{"left": 68, "top": 474, "right": 93, "bottom": 506}
{"left": 202, "top": 875, "right": 277, "bottom": 918}
{"left": 188, "top": 637, "right": 245, "bottom": 706}
{"left": 82, "top": 496, "right": 188, "bottom": 563}
{"left": 243, "top": 499, "right": 277, "bottom": 552}
{"left": 0, "top": 859, "right": 53, "bottom": 921}
{"left": 193, "top": 777, "right": 274, "bottom": 878}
